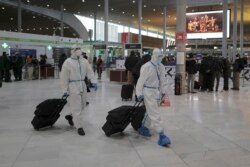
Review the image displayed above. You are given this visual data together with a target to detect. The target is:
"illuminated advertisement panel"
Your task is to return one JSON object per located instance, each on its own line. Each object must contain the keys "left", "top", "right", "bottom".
{"left": 186, "top": 10, "right": 230, "bottom": 39}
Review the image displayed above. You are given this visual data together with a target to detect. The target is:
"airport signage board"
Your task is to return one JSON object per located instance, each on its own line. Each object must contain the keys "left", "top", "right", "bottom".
{"left": 125, "top": 43, "right": 142, "bottom": 50}
{"left": 93, "top": 44, "right": 107, "bottom": 49}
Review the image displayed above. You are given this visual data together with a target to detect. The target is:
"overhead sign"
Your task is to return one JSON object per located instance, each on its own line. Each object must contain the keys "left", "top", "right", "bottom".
{"left": 175, "top": 32, "right": 187, "bottom": 42}
{"left": 93, "top": 44, "right": 107, "bottom": 49}
{"left": 125, "top": 43, "right": 142, "bottom": 50}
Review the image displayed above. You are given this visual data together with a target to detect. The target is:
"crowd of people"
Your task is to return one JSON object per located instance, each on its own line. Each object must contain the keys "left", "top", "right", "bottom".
{"left": 0, "top": 52, "right": 49, "bottom": 85}
{"left": 186, "top": 53, "right": 247, "bottom": 93}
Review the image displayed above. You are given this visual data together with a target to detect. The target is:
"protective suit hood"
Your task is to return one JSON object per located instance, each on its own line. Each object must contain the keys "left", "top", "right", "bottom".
{"left": 151, "top": 48, "right": 163, "bottom": 65}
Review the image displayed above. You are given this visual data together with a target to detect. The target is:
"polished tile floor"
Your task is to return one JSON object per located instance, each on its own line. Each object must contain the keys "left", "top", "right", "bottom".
{"left": 0, "top": 74, "right": 250, "bottom": 167}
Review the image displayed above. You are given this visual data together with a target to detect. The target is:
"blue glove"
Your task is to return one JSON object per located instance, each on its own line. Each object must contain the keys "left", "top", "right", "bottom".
{"left": 63, "top": 91, "right": 69, "bottom": 97}
{"left": 137, "top": 95, "right": 144, "bottom": 102}
{"left": 92, "top": 83, "right": 98, "bottom": 91}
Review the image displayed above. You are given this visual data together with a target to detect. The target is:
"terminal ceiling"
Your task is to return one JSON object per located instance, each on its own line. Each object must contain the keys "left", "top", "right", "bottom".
{"left": 0, "top": 0, "right": 250, "bottom": 41}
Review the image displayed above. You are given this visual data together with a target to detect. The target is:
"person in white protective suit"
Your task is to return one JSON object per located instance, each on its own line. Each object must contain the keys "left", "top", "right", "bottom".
{"left": 60, "top": 46, "right": 97, "bottom": 136}
{"left": 136, "top": 48, "right": 171, "bottom": 146}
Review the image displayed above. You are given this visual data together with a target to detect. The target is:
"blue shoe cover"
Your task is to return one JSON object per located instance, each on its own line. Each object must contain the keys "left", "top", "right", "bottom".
{"left": 158, "top": 132, "right": 171, "bottom": 146}
{"left": 137, "top": 126, "right": 151, "bottom": 137}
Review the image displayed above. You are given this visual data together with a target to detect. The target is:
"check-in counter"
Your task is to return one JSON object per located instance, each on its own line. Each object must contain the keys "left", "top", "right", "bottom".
{"left": 109, "top": 69, "right": 127, "bottom": 82}
{"left": 40, "top": 66, "right": 54, "bottom": 79}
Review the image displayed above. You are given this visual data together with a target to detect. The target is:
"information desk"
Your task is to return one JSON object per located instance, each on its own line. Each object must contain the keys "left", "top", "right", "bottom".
{"left": 40, "top": 66, "right": 54, "bottom": 79}
{"left": 110, "top": 69, "right": 127, "bottom": 82}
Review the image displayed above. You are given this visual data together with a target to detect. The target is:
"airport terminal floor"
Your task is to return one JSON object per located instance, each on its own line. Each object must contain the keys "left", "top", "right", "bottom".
{"left": 1, "top": 73, "right": 250, "bottom": 167}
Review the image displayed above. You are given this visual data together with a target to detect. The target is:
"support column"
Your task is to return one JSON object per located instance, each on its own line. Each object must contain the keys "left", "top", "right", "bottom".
{"left": 176, "top": 0, "right": 187, "bottom": 94}
{"left": 240, "top": 0, "right": 244, "bottom": 57}
{"left": 60, "top": 2, "right": 64, "bottom": 37}
{"left": 104, "top": 0, "right": 109, "bottom": 61}
{"left": 222, "top": 0, "right": 228, "bottom": 58}
{"left": 94, "top": 12, "right": 97, "bottom": 41}
{"left": 163, "top": 6, "right": 167, "bottom": 56}
{"left": 138, "top": 0, "right": 142, "bottom": 44}
{"left": 233, "top": 0, "right": 238, "bottom": 61}
{"left": 18, "top": 0, "right": 22, "bottom": 32}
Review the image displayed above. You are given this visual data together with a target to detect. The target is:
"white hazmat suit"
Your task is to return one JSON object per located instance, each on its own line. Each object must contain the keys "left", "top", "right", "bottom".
{"left": 60, "top": 48, "right": 97, "bottom": 130}
{"left": 136, "top": 48, "right": 167, "bottom": 133}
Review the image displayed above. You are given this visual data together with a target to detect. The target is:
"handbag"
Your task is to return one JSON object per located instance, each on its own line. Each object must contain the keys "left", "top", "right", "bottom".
{"left": 160, "top": 95, "right": 171, "bottom": 107}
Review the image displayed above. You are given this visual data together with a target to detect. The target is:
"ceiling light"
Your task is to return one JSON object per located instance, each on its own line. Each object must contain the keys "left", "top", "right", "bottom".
{"left": 82, "top": 0, "right": 85, "bottom": 2}
{"left": 148, "top": 19, "right": 151, "bottom": 22}
{"left": 64, "top": 8, "right": 66, "bottom": 11}
{"left": 47, "top": 4, "right": 50, "bottom": 7}
{"left": 110, "top": 20, "right": 112, "bottom": 22}
{"left": 153, "top": 9, "right": 156, "bottom": 12}
{"left": 27, "top": 29, "right": 30, "bottom": 31}
{"left": 101, "top": 17, "right": 103, "bottom": 20}
{"left": 144, "top": 5, "right": 147, "bottom": 8}
{"left": 98, "top": 4, "right": 101, "bottom": 7}
{"left": 118, "top": 21, "right": 120, "bottom": 24}
{"left": 132, "top": 14, "right": 135, "bottom": 17}
{"left": 78, "top": 11, "right": 80, "bottom": 14}
{"left": 122, "top": 11, "right": 125, "bottom": 14}
{"left": 27, "top": 0, "right": 30, "bottom": 2}
{"left": 33, "top": 28, "right": 36, "bottom": 30}
{"left": 39, "top": 28, "right": 42, "bottom": 30}
{"left": 132, "top": 0, "right": 136, "bottom": 3}
{"left": 161, "top": 12, "right": 163, "bottom": 15}
{"left": 90, "top": 14, "right": 93, "bottom": 17}
{"left": 33, "top": 16, "right": 35, "bottom": 18}
{"left": 2, "top": 7, "right": 5, "bottom": 10}
{"left": 10, "top": 18, "right": 14, "bottom": 20}
{"left": 111, "top": 8, "right": 114, "bottom": 11}
{"left": 46, "top": 27, "right": 49, "bottom": 30}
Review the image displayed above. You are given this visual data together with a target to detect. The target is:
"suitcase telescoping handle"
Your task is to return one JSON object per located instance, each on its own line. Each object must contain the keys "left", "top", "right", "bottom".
{"left": 50, "top": 94, "right": 69, "bottom": 118}
{"left": 132, "top": 101, "right": 143, "bottom": 109}
{"left": 130, "top": 101, "right": 143, "bottom": 114}
{"left": 62, "top": 94, "right": 69, "bottom": 100}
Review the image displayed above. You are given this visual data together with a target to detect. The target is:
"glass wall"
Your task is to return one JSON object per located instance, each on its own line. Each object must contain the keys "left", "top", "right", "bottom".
{"left": 75, "top": 15, "right": 174, "bottom": 42}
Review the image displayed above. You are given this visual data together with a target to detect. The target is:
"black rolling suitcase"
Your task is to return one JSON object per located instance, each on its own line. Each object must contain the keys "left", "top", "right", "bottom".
{"left": 102, "top": 102, "right": 143, "bottom": 137}
{"left": 31, "top": 95, "right": 68, "bottom": 130}
{"left": 121, "top": 84, "right": 134, "bottom": 101}
{"left": 130, "top": 105, "right": 146, "bottom": 130}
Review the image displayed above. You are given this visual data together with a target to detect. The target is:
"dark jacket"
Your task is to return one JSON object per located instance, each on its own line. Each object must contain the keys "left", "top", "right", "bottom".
{"left": 124, "top": 54, "right": 140, "bottom": 71}
{"left": 59, "top": 54, "right": 67, "bottom": 71}
{"left": 212, "top": 57, "right": 223, "bottom": 72}
{"left": 222, "top": 58, "right": 230, "bottom": 75}
{"left": 233, "top": 58, "right": 245, "bottom": 72}
{"left": 186, "top": 58, "right": 197, "bottom": 74}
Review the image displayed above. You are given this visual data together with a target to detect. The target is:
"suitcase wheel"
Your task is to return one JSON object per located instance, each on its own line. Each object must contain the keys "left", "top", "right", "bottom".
{"left": 105, "top": 134, "right": 111, "bottom": 137}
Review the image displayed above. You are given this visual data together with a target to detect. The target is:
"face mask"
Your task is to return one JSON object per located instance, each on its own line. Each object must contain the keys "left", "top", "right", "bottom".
{"left": 156, "top": 57, "right": 162, "bottom": 64}
{"left": 75, "top": 49, "right": 82, "bottom": 57}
